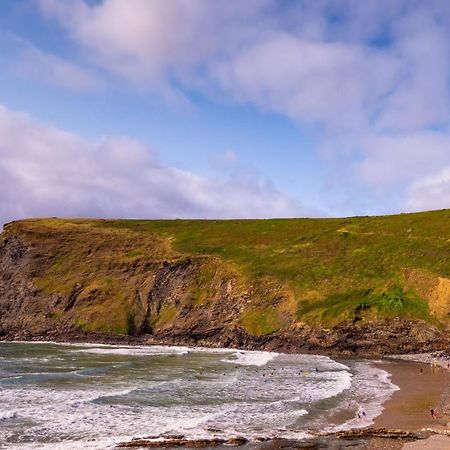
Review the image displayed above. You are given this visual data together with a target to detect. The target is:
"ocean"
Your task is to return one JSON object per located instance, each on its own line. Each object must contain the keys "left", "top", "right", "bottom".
{"left": 0, "top": 342, "right": 398, "bottom": 449}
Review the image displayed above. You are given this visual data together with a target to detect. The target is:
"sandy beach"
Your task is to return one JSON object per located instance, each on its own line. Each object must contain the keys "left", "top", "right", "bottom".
{"left": 368, "top": 359, "right": 450, "bottom": 449}
{"left": 374, "top": 360, "right": 449, "bottom": 429}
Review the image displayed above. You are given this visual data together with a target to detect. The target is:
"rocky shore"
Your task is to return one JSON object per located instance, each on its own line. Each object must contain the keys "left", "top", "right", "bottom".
{"left": 115, "top": 428, "right": 439, "bottom": 449}
{"left": 2, "top": 326, "right": 449, "bottom": 359}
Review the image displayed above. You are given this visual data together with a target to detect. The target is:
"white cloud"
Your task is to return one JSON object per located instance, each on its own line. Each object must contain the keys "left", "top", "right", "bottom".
{"left": 37, "top": 0, "right": 271, "bottom": 97}
{"left": 407, "top": 166, "right": 450, "bottom": 212}
{"left": 0, "top": 105, "right": 311, "bottom": 226}
{"left": 26, "top": 0, "right": 450, "bottom": 212}
{"left": 373, "top": 8, "right": 450, "bottom": 131}
{"left": 210, "top": 33, "right": 399, "bottom": 133}
{"left": 354, "top": 131, "right": 450, "bottom": 188}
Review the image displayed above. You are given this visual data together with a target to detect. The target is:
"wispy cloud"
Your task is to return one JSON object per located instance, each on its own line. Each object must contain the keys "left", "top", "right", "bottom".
{"left": 37, "top": 0, "right": 272, "bottom": 98}
{"left": 3, "top": 33, "right": 102, "bottom": 92}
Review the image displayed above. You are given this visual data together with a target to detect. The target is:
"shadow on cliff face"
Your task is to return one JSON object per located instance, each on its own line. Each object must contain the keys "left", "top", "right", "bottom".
{"left": 0, "top": 218, "right": 448, "bottom": 355}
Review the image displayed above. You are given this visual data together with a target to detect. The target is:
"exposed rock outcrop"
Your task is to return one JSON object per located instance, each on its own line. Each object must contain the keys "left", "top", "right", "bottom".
{"left": 0, "top": 218, "right": 449, "bottom": 355}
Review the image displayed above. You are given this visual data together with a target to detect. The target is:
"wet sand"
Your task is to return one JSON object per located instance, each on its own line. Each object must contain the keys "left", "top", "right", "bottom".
{"left": 370, "top": 360, "right": 450, "bottom": 449}
{"left": 403, "top": 435, "right": 450, "bottom": 449}
{"left": 373, "top": 360, "right": 449, "bottom": 430}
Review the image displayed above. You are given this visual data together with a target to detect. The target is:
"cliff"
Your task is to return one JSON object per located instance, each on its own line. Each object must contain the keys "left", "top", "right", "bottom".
{"left": 1, "top": 211, "right": 449, "bottom": 355}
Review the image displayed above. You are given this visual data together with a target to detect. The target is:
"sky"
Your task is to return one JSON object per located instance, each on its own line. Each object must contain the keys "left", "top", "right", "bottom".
{"left": 1, "top": 0, "right": 450, "bottom": 225}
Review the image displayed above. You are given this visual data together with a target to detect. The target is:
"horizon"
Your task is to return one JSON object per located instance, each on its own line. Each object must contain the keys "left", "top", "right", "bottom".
{"left": 1, "top": 1, "right": 450, "bottom": 225}
{"left": 4, "top": 206, "right": 449, "bottom": 229}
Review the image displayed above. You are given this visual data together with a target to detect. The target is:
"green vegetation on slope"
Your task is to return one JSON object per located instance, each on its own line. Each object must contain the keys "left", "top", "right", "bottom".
{"left": 3, "top": 209, "right": 449, "bottom": 336}
{"left": 296, "top": 287, "right": 432, "bottom": 327}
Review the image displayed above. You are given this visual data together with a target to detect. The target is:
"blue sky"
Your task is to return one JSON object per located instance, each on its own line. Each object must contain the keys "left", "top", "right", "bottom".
{"left": 1, "top": 0, "right": 450, "bottom": 224}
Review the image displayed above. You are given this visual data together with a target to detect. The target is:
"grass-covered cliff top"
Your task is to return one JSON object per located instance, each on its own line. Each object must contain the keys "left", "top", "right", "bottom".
{"left": 3, "top": 209, "right": 450, "bottom": 335}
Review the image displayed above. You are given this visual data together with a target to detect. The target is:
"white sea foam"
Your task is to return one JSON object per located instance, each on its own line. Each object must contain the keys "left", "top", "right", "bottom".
{"left": 0, "top": 342, "right": 400, "bottom": 450}
{"left": 332, "top": 361, "right": 399, "bottom": 431}
{"left": 76, "top": 345, "right": 190, "bottom": 356}
{"left": 223, "top": 350, "right": 278, "bottom": 366}
{"left": 68, "top": 387, "right": 138, "bottom": 407}
{"left": 7, "top": 340, "right": 191, "bottom": 356}
{"left": 0, "top": 410, "right": 17, "bottom": 421}
{"left": 307, "top": 369, "right": 353, "bottom": 402}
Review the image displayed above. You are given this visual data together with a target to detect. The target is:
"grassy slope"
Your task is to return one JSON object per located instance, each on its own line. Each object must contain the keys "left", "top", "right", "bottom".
{"left": 4, "top": 209, "right": 450, "bottom": 336}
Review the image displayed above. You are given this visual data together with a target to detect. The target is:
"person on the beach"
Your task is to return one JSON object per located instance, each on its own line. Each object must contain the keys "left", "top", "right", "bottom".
{"left": 430, "top": 408, "right": 436, "bottom": 419}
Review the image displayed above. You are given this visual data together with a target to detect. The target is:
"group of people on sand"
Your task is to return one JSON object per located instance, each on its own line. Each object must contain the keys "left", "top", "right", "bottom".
{"left": 430, "top": 351, "right": 450, "bottom": 370}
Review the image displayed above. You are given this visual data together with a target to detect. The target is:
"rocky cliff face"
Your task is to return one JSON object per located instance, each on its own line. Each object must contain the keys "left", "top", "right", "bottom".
{"left": 0, "top": 218, "right": 448, "bottom": 355}
{"left": 0, "top": 231, "right": 243, "bottom": 343}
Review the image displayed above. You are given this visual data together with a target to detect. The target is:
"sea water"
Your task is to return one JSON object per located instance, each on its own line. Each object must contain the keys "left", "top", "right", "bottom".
{"left": 0, "top": 342, "right": 398, "bottom": 449}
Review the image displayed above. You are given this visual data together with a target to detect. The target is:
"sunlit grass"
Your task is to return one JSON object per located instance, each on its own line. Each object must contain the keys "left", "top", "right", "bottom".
{"left": 4, "top": 209, "right": 449, "bottom": 336}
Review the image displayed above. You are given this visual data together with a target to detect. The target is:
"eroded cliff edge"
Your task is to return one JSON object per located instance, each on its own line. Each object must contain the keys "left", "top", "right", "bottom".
{"left": 1, "top": 213, "right": 449, "bottom": 355}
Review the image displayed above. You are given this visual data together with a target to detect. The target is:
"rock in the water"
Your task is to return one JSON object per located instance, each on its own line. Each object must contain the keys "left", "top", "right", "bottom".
{"left": 226, "top": 437, "right": 248, "bottom": 446}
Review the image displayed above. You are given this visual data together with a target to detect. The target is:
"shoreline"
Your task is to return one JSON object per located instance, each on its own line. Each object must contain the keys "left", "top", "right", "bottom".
{"left": 1, "top": 340, "right": 449, "bottom": 449}
{"left": 370, "top": 360, "right": 450, "bottom": 449}
{"left": 110, "top": 350, "right": 450, "bottom": 449}
{"left": 373, "top": 360, "right": 449, "bottom": 430}
{"left": 2, "top": 331, "right": 448, "bottom": 359}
